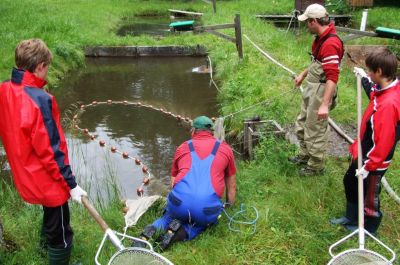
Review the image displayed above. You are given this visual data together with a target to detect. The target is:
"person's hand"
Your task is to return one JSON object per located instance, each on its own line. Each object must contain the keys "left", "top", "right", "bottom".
{"left": 70, "top": 185, "right": 87, "bottom": 204}
{"left": 294, "top": 74, "right": 305, "bottom": 87}
{"left": 353, "top": 67, "right": 368, "bottom": 79}
{"left": 356, "top": 166, "right": 369, "bottom": 179}
{"left": 317, "top": 104, "right": 329, "bottom": 120}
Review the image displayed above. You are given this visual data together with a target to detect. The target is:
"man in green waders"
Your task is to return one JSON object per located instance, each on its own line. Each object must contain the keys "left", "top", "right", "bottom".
{"left": 289, "top": 4, "right": 344, "bottom": 176}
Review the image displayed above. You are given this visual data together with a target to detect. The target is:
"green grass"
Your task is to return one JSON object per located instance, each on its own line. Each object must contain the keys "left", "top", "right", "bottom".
{"left": 0, "top": 0, "right": 399, "bottom": 264}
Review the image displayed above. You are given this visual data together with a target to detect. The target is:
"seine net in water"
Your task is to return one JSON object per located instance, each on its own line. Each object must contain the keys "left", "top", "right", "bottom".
{"left": 214, "top": 117, "right": 225, "bottom": 141}
{"left": 108, "top": 248, "right": 173, "bottom": 265}
{"left": 329, "top": 249, "right": 389, "bottom": 265}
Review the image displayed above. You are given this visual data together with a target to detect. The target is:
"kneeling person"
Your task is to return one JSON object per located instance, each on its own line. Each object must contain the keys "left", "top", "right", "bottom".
{"left": 137, "top": 116, "right": 236, "bottom": 250}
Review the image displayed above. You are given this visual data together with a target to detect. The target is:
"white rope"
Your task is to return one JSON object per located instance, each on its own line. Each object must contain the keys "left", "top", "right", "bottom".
{"left": 243, "top": 34, "right": 400, "bottom": 204}
{"left": 222, "top": 89, "right": 294, "bottom": 119}
{"left": 208, "top": 56, "right": 221, "bottom": 91}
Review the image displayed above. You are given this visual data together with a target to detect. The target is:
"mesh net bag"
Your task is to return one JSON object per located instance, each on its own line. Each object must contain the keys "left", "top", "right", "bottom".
{"left": 109, "top": 248, "right": 173, "bottom": 265}
{"left": 329, "top": 249, "right": 389, "bottom": 265}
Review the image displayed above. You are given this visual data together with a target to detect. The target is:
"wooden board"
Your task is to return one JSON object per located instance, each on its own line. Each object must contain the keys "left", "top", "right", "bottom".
{"left": 347, "top": 0, "right": 374, "bottom": 7}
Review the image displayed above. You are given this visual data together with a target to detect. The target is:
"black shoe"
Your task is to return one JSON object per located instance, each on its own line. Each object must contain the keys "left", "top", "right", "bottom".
{"left": 141, "top": 225, "right": 157, "bottom": 240}
{"left": 131, "top": 225, "right": 156, "bottom": 248}
{"left": 343, "top": 224, "right": 358, "bottom": 233}
{"left": 299, "top": 166, "right": 324, "bottom": 176}
{"left": 131, "top": 239, "right": 149, "bottom": 248}
{"left": 330, "top": 216, "right": 356, "bottom": 226}
{"left": 156, "top": 219, "right": 187, "bottom": 251}
{"left": 288, "top": 155, "right": 308, "bottom": 165}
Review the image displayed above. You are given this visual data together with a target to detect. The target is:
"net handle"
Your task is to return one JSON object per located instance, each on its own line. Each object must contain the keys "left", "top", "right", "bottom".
{"left": 82, "top": 196, "right": 124, "bottom": 251}
{"left": 82, "top": 196, "right": 109, "bottom": 232}
{"left": 356, "top": 75, "right": 365, "bottom": 248}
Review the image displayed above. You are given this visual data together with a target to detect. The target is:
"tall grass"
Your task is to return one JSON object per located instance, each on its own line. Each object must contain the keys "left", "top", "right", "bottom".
{"left": 0, "top": 0, "right": 399, "bottom": 264}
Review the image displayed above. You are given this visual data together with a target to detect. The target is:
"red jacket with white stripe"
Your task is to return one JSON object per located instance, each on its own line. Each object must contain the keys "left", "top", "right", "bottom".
{"left": 350, "top": 78, "right": 400, "bottom": 173}
{"left": 311, "top": 23, "right": 344, "bottom": 84}
{"left": 0, "top": 68, "right": 77, "bottom": 207}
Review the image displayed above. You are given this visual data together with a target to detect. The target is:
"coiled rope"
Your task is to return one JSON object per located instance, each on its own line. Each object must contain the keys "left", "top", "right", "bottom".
{"left": 223, "top": 203, "right": 259, "bottom": 235}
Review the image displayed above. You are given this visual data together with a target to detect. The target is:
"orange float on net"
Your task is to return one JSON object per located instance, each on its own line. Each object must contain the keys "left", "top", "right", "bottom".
{"left": 137, "top": 187, "right": 144, "bottom": 196}
{"left": 111, "top": 146, "right": 117, "bottom": 153}
{"left": 90, "top": 135, "right": 95, "bottom": 140}
{"left": 142, "top": 166, "right": 148, "bottom": 173}
{"left": 83, "top": 128, "right": 89, "bottom": 134}
{"left": 99, "top": 140, "right": 105, "bottom": 146}
{"left": 122, "top": 152, "right": 129, "bottom": 159}
{"left": 80, "top": 105, "right": 85, "bottom": 109}
{"left": 177, "top": 115, "right": 182, "bottom": 121}
{"left": 107, "top": 100, "right": 112, "bottom": 104}
{"left": 211, "top": 117, "right": 216, "bottom": 122}
{"left": 135, "top": 158, "right": 141, "bottom": 165}
{"left": 123, "top": 100, "right": 128, "bottom": 104}
{"left": 92, "top": 101, "right": 97, "bottom": 105}
{"left": 122, "top": 206, "right": 129, "bottom": 214}
{"left": 143, "top": 177, "right": 150, "bottom": 185}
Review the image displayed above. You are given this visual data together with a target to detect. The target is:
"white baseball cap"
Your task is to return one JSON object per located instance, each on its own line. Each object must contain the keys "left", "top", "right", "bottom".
{"left": 298, "top": 4, "right": 328, "bottom": 21}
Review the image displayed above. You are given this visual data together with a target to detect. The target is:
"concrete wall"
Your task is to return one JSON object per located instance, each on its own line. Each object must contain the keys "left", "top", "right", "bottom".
{"left": 85, "top": 45, "right": 207, "bottom": 57}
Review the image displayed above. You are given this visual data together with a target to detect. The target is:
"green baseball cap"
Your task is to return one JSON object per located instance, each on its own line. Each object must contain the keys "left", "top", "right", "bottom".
{"left": 192, "top": 116, "right": 214, "bottom": 130}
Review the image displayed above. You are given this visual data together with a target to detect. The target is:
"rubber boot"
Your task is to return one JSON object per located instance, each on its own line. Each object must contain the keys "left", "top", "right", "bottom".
{"left": 48, "top": 246, "right": 71, "bottom": 265}
{"left": 132, "top": 225, "right": 156, "bottom": 248}
{"left": 330, "top": 202, "right": 358, "bottom": 225}
{"left": 156, "top": 219, "right": 187, "bottom": 251}
{"left": 38, "top": 224, "right": 47, "bottom": 257}
{"left": 365, "top": 215, "right": 382, "bottom": 235}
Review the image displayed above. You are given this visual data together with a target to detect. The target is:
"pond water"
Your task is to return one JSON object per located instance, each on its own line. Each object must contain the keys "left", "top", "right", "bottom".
{"left": 117, "top": 16, "right": 200, "bottom": 37}
{"left": 56, "top": 57, "right": 217, "bottom": 200}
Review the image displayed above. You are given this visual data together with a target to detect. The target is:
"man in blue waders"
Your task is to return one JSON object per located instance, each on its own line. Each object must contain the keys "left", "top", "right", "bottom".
{"left": 135, "top": 116, "right": 237, "bottom": 250}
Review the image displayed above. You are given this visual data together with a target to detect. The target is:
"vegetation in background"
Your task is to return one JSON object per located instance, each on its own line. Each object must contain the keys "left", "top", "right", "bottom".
{"left": 0, "top": 0, "right": 399, "bottom": 264}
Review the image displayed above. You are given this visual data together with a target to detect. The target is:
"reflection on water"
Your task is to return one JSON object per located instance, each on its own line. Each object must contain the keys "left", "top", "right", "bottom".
{"left": 56, "top": 57, "right": 217, "bottom": 200}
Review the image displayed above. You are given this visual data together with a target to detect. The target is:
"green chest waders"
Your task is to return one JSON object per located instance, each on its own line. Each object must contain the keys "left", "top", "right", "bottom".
{"left": 294, "top": 60, "right": 336, "bottom": 170}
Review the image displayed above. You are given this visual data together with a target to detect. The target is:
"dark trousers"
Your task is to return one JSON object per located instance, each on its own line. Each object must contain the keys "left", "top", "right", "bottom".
{"left": 42, "top": 201, "right": 73, "bottom": 249}
{"left": 343, "top": 160, "right": 384, "bottom": 233}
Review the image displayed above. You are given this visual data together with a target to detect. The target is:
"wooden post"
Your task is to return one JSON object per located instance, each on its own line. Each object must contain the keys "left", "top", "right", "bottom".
{"left": 234, "top": 14, "right": 243, "bottom": 59}
{"left": 212, "top": 0, "right": 216, "bottom": 13}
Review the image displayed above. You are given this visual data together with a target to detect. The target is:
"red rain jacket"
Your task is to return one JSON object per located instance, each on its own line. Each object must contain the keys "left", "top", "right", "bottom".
{"left": 0, "top": 68, "right": 77, "bottom": 207}
{"left": 350, "top": 78, "right": 400, "bottom": 173}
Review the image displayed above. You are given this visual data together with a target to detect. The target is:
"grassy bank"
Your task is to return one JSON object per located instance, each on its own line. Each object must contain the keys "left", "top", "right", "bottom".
{"left": 0, "top": 0, "right": 399, "bottom": 264}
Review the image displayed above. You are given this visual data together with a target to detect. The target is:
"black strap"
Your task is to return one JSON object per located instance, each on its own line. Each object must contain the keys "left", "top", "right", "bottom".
{"left": 312, "top": 34, "right": 344, "bottom": 61}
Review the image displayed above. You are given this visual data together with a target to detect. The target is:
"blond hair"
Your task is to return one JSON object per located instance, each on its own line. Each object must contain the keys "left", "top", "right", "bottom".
{"left": 15, "top": 39, "right": 52, "bottom": 72}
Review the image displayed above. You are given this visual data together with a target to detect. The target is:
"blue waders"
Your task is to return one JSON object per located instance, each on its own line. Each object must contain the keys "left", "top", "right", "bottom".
{"left": 152, "top": 140, "right": 223, "bottom": 240}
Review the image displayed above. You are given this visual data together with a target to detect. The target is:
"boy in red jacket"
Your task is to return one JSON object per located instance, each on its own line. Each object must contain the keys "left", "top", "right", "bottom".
{"left": 0, "top": 39, "right": 87, "bottom": 264}
{"left": 331, "top": 48, "right": 399, "bottom": 234}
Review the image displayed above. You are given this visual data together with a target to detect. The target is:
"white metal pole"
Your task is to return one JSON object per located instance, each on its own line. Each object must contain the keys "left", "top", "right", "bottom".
{"left": 357, "top": 76, "right": 365, "bottom": 249}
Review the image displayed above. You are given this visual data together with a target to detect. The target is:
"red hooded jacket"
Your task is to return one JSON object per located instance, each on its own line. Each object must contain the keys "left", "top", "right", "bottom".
{"left": 0, "top": 68, "right": 76, "bottom": 207}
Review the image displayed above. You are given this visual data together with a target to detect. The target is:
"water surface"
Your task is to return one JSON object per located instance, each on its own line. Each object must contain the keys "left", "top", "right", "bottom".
{"left": 56, "top": 57, "right": 217, "bottom": 200}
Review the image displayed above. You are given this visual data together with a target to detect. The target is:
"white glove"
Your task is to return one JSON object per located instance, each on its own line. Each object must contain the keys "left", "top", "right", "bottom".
{"left": 70, "top": 185, "right": 87, "bottom": 204}
{"left": 356, "top": 166, "right": 369, "bottom": 179}
{"left": 353, "top": 67, "right": 368, "bottom": 79}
